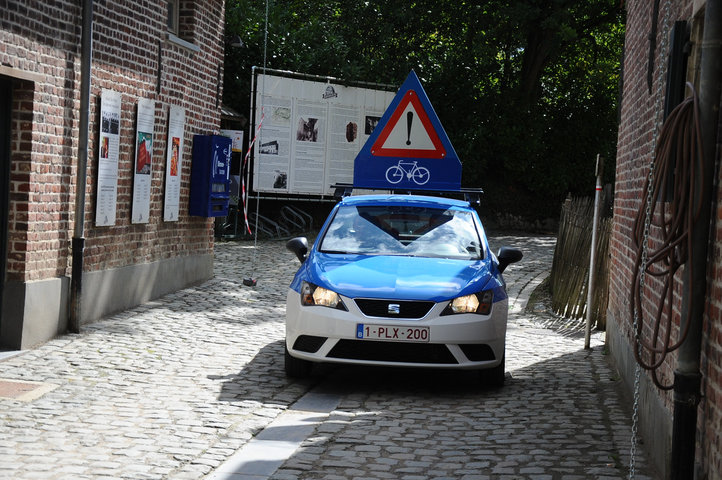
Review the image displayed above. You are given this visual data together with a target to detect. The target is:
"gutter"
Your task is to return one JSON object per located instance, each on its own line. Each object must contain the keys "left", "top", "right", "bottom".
{"left": 69, "top": 0, "right": 93, "bottom": 333}
{"left": 671, "top": 0, "right": 722, "bottom": 477}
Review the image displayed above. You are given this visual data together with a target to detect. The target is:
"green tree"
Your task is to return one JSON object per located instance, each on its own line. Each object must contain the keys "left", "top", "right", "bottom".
{"left": 224, "top": 0, "right": 624, "bottom": 220}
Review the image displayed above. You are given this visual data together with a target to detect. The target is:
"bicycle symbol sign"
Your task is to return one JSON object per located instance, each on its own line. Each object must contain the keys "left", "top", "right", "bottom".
{"left": 353, "top": 71, "right": 461, "bottom": 192}
{"left": 385, "top": 160, "right": 430, "bottom": 185}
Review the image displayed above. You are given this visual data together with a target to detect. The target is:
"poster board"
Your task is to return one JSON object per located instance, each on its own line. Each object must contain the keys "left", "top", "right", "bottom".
{"left": 251, "top": 70, "right": 395, "bottom": 196}
{"left": 96, "top": 89, "right": 121, "bottom": 226}
{"left": 131, "top": 98, "right": 155, "bottom": 223}
{"left": 163, "top": 105, "right": 185, "bottom": 221}
{"left": 220, "top": 129, "right": 244, "bottom": 153}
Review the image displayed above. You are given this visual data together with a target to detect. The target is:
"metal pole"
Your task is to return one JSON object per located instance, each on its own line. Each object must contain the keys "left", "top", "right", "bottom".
{"left": 585, "top": 154, "right": 602, "bottom": 349}
{"left": 0, "top": 80, "right": 11, "bottom": 333}
{"left": 671, "top": 1, "right": 722, "bottom": 478}
{"left": 69, "top": 0, "right": 93, "bottom": 333}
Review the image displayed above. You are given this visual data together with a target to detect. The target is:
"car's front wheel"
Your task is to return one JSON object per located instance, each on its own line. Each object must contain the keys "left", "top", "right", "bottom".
{"left": 479, "top": 355, "right": 505, "bottom": 387}
{"left": 285, "top": 345, "right": 312, "bottom": 378}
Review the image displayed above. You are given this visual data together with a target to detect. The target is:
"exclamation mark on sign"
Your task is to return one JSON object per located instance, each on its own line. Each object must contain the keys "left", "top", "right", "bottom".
{"left": 406, "top": 111, "right": 413, "bottom": 145}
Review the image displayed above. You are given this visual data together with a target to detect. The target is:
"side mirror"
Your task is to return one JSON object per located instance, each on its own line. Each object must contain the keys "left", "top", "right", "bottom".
{"left": 497, "top": 246, "right": 523, "bottom": 273}
{"left": 286, "top": 237, "right": 309, "bottom": 263}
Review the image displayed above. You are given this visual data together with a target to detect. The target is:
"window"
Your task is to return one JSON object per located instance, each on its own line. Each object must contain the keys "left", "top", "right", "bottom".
{"left": 165, "top": 0, "right": 200, "bottom": 53}
{"left": 167, "top": 0, "right": 179, "bottom": 34}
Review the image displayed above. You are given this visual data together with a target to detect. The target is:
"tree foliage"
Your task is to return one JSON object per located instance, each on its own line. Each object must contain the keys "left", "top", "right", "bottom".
{"left": 224, "top": 0, "right": 624, "bottom": 219}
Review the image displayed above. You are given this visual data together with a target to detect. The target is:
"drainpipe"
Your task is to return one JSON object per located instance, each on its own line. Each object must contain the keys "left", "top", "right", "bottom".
{"left": 671, "top": 0, "right": 722, "bottom": 478}
{"left": 69, "top": 0, "right": 93, "bottom": 333}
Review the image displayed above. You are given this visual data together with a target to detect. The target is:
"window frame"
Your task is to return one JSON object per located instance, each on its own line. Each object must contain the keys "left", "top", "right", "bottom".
{"left": 167, "top": 0, "right": 180, "bottom": 35}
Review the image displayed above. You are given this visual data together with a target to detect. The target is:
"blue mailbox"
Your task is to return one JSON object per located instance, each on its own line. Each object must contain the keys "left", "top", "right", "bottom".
{"left": 189, "top": 134, "right": 232, "bottom": 217}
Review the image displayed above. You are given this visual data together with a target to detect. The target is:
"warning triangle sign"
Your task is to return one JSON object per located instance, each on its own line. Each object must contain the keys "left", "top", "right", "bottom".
{"left": 371, "top": 90, "right": 446, "bottom": 159}
{"left": 353, "top": 70, "right": 461, "bottom": 192}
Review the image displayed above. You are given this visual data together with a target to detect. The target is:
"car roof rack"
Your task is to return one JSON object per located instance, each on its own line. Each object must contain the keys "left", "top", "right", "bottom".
{"left": 330, "top": 183, "right": 484, "bottom": 205}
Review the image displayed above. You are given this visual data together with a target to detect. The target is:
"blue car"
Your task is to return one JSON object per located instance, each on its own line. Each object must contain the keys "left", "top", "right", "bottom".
{"left": 285, "top": 194, "right": 522, "bottom": 386}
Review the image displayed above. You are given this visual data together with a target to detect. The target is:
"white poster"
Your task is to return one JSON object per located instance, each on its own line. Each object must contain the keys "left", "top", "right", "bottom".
{"left": 255, "top": 97, "right": 292, "bottom": 192}
{"left": 164, "top": 105, "right": 185, "bottom": 221}
{"left": 252, "top": 72, "right": 394, "bottom": 196}
{"left": 131, "top": 98, "right": 155, "bottom": 223}
{"left": 292, "top": 100, "right": 326, "bottom": 193}
{"left": 96, "top": 89, "right": 121, "bottom": 226}
{"left": 220, "top": 129, "right": 244, "bottom": 153}
{"left": 326, "top": 104, "right": 361, "bottom": 189}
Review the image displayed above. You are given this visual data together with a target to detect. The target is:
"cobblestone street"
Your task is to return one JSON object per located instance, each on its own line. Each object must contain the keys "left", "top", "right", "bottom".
{"left": 0, "top": 234, "right": 658, "bottom": 480}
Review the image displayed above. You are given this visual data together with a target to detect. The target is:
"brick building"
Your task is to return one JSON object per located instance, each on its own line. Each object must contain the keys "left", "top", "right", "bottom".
{"left": 1, "top": 1, "right": 227, "bottom": 349}
{"left": 608, "top": 0, "right": 721, "bottom": 478}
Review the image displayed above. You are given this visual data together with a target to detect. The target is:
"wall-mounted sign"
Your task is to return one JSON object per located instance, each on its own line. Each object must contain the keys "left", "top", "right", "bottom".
{"left": 131, "top": 98, "right": 155, "bottom": 223}
{"left": 96, "top": 89, "right": 121, "bottom": 226}
{"left": 163, "top": 105, "right": 185, "bottom": 221}
{"left": 220, "top": 129, "right": 244, "bottom": 153}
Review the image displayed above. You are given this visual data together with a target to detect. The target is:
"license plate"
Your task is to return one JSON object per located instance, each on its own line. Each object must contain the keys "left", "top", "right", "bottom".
{"left": 356, "top": 324, "right": 429, "bottom": 342}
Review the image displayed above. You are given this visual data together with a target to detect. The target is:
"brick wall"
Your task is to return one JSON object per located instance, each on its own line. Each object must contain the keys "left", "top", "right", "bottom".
{"left": 1, "top": 0, "right": 226, "bottom": 281}
{"left": 7, "top": 79, "right": 39, "bottom": 281}
{"left": 610, "top": 0, "right": 722, "bottom": 477}
{"left": 611, "top": 0, "right": 681, "bottom": 407}
{"left": 2, "top": 0, "right": 81, "bottom": 283}
{"left": 702, "top": 127, "right": 722, "bottom": 480}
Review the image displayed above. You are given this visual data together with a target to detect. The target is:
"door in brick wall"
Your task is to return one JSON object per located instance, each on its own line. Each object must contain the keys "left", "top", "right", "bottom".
{"left": 0, "top": 75, "right": 10, "bottom": 336}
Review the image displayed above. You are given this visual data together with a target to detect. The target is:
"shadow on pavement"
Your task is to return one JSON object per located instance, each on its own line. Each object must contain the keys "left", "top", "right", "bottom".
{"left": 274, "top": 346, "right": 654, "bottom": 479}
{"left": 211, "top": 329, "right": 657, "bottom": 479}
{"left": 211, "top": 340, "right": 314, "bottom": 406}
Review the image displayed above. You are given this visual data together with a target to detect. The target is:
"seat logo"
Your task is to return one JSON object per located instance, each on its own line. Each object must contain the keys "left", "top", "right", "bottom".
{"left": 388, "top": 304, "right": 401, "bottom": 315}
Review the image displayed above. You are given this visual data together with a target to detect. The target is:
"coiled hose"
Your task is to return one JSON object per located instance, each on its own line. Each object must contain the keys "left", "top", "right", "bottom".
{"left": 630, "top": 83, "right": 704, "bottom": 390}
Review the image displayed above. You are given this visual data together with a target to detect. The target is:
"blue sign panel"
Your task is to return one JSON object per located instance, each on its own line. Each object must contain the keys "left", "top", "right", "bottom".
{"left": 353, "top": 71, "right": 461, "bottom": 191}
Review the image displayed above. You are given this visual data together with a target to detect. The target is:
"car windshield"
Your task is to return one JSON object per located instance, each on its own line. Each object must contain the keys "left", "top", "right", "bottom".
{"left": 319, "top": 204, "right": 483, "bottom": 260}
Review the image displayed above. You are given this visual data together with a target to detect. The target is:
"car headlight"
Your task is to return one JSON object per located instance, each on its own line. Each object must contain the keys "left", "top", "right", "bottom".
{"left": 441, "top": 290, "right": 493, "bottom": 315}
{"left": 301, "top": 282, "right": 347, "bottom": 310}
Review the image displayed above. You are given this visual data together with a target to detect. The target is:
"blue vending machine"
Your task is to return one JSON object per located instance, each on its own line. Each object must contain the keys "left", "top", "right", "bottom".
{"left": 189, "top": 134, "right": 232, "bottom": 217}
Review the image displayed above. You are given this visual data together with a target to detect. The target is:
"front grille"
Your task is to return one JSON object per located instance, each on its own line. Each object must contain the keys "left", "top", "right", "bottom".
{"left": 328, "top": 339, "right": 457, "bottom": 364}
{"left": 355, "top": 299, "right": 435, "bottom": 319}
{"left": 293, "top": 335, "right": 327, "bottom": 353}
{"left": 459, "top": 344, "right": 496, "bottom": 362}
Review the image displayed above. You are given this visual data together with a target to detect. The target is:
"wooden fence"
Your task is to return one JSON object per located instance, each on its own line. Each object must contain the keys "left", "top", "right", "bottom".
{"left": 549, "top": 195, "right": 611, "bottom": 329}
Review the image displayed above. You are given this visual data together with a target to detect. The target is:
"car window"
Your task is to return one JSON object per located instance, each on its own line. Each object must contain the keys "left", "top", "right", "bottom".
{"left": 319, "top": 205, "right": 483, "bottom": 259}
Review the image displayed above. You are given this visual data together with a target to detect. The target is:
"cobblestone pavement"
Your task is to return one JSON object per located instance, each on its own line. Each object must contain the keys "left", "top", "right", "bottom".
{"left": 0, "top": 234, "right": 658, "bottom": 480}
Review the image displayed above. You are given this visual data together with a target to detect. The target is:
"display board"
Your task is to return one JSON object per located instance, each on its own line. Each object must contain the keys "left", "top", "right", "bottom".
{"left": 251, "top": 70, "right": 395, "bottom": 196}
{"left": 131, "top": 98, "right": 155, "bottom": 223}
{"left": 96, "top": 89, "right": 121, "bottom": 226}
{"left": 163, "top": 105, "right": 186, "bottom": 221}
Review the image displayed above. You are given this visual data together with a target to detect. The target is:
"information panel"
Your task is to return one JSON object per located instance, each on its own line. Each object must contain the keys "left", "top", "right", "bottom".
{"left": 251, "top": 71, "right": 394, "bottom": 196}
{"left": 163, "top": 105, "right": 185, "bottom": 221}
{"left": 96, "top": 88, "right": 121, "bottom": 226}
{"left": 131, "top": 98, "right": 155, "bottom": 223}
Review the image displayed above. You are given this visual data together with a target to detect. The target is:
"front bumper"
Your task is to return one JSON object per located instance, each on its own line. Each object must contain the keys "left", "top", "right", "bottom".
{"left": 285, "top": 288, "right": 508, "bottom": 370}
